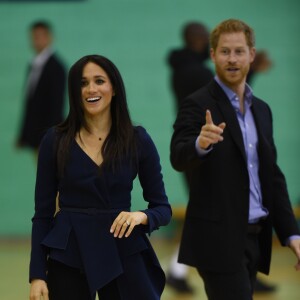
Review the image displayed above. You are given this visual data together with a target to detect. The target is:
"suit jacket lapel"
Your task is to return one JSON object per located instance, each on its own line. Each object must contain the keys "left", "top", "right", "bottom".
{"left": 251, "top": 100, "right": 269, "bottom": 161}
{"left": 209, "top": 81, "right": 247, "bottom": 162}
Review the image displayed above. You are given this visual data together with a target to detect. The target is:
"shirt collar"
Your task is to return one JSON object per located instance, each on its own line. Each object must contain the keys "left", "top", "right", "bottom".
{"left": 215, "top": 76, "right": 253, "bottom": 106}
{"left": 32, "top": 47, "right": 53, "bottom": 67}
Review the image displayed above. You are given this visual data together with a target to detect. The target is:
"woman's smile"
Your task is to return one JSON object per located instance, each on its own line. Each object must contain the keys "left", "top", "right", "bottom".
{"left": 86, "top": 96, "right": 102, "bottom": 103}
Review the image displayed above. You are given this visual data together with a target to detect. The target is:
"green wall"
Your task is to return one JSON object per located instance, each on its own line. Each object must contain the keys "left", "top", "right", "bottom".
{"left": 0, "top": 0, "right": 299, "bottom": 236}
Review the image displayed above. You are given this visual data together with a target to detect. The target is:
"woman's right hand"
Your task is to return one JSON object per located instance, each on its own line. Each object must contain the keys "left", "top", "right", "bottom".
{"left": 30, "top": 279, "right": 49, "bottom": 300}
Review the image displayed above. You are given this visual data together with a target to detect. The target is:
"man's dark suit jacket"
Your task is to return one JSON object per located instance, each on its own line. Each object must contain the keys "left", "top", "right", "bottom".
{"left": 171, "top": 80, "right": 299, "bottom": 275}
{"left": 18, "top": 54, "right": 66, "bottom": 149}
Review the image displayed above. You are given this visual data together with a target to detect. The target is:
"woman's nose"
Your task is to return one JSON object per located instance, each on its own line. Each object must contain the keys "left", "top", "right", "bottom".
{"left": 87, "top": 82, "right": 97, "bottom": 92}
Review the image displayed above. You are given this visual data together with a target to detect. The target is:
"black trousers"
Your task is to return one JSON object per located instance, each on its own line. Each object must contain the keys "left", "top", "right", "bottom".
{"left": 197, "top": 233, "right": 261, "bottom": 300}
{"left": 47, "top": 259, "right": 121, "bottom": 300}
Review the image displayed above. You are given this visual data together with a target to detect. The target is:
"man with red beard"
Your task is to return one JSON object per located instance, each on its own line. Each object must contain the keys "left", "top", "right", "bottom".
{"left": 171, "top": 19, "right": 300, "bottom": 300}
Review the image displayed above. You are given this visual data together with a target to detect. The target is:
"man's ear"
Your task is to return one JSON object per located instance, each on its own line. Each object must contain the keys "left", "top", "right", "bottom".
{"left": 250, "top": 47, "right": 256, "bottom": 64}
{"left": 210, "top": 48, "right": 216, "bottom": 63}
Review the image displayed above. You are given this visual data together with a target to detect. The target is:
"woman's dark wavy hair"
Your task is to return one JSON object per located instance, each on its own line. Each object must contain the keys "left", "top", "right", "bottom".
{"left": 56, "top": 54, "right": 136, "bottom": 177}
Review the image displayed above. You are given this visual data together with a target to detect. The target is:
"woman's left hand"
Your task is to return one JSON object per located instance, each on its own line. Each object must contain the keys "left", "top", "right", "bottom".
{"left": 110, "top": 211, "right": 148, "bottom": 238}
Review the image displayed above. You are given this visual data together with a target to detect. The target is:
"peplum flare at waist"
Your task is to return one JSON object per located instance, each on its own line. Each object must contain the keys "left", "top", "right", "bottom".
{"left": 41, "top": 210, "right": 150, "bottom": 295}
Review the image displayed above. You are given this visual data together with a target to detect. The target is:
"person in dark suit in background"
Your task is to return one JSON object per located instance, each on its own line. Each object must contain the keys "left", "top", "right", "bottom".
{"left": 166, "top": 21, "right": 213, "bottom": 294}
{"left": 171, "top": 19, "right": 300, "bottom": 300}
{"left": 29, "top": 54, "right": 172, "bottom": 300}
{"left": 16, "top": 20, "right": 66, "bottom": 157}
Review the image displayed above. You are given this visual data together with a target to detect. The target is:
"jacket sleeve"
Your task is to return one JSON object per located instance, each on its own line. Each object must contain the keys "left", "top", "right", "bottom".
{"left": 170, "top": 95, "right": 208, "bottom": 172}
{"left": 136, "top": 126, "right": 172, "bottom": 233}
{"left": 29, "top": 128, "right": 58, "bottom": 281}
{"left": 263, "top": 105, "right": 300, "bottom": 242}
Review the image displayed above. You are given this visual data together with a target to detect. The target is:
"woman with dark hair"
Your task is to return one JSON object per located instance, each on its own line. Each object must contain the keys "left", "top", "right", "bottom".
{"left": 29, "top": 54, "right": 172, "bottom": 300}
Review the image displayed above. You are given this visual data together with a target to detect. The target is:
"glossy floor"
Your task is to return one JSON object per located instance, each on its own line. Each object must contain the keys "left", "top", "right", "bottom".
{"left": 0, "top": 238, "right": 299, "bottom": 299}
{"left": 154, "top": 238, "right": 300, "bottom": 300}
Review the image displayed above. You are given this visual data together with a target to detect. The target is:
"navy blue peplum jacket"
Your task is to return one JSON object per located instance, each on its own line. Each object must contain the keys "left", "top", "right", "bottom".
{"left": 29, "top": 126, "right": 172, "bottom": 298}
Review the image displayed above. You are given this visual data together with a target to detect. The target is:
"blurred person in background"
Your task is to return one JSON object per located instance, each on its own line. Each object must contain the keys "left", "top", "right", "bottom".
{"left": 29, "top": 54, "right": 172, "bottom": 300}
{"left": 16, "top": 20, "right": 66, "bottom": 158}
{"left": 247, "top": 49, "right": 272, "bottom": 85}
{"left": 168, "top": 21, "right": 213, "bottom": 112}
{"left": 166, "top": 21, "right": 213, "bottom": 294}
{"left": 170, "top": 18, "right": 300, "bottom": 300}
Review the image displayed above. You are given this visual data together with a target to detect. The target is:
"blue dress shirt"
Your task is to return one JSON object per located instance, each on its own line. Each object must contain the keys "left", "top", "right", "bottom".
{"left": 196, "top": 76, "right": 269, "bottom": 222}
